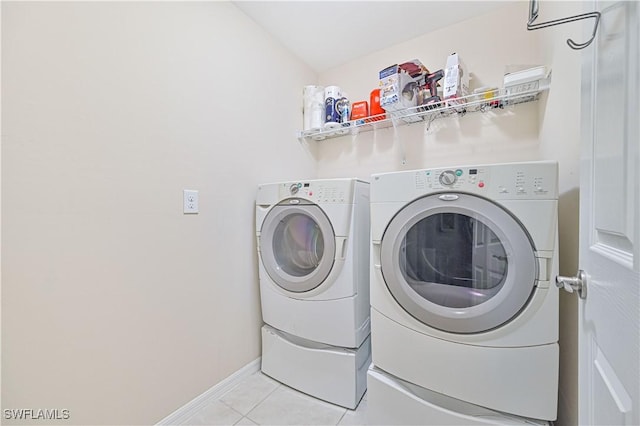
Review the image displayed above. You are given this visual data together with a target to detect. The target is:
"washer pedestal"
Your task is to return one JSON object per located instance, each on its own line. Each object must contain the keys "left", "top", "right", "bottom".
{"left": 261, "top": 325, "right": 370, "bottom": 409}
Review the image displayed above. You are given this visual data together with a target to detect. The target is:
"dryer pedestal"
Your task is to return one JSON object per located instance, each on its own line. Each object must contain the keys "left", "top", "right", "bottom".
{"left": 370, "top": 308, "right": 558, "bottom": 420}
{"left": 367, "top": 366, "right": 549, "bottom": 425}
{"left": 261, "top": 325, "right": 370, "bottom": 409}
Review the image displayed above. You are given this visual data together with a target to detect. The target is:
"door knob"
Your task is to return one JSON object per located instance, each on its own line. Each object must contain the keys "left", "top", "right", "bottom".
{"left": 556, "top": 269, "right": 587, "bottom": 299}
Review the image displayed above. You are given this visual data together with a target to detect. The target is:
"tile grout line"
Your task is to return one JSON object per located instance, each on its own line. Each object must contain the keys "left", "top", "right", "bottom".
{"left": 335, "top": 397, "right": 364, "bottom": 426}
{"left": 232, "top": 415, "right": 253, "bottom": 426}
{"left": 234, "top": 377, "right": 283, "bottom": 425}
{"left": 222, "top": 373, "right": 360, "bottom": 425}
{"left": 223, "top": 404, "right": 246, "bottom": 423}
{"left": 246, "top": 381, "right": 350, "bottom": 425}
{"left": 275, "top": 383, "right": 349, "bottom": 425}
{"left": 243, "top": 386, "right": 282, "bottom": 424}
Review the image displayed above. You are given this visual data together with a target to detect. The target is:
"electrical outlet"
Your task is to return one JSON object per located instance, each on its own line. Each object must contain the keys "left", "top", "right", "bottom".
{"left": 183, "top": 190, "right": 199, "bottom": 214}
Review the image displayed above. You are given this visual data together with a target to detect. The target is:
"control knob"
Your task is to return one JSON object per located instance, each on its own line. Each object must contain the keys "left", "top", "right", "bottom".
{"left": 289, "top": 184, "right": 299, "bottom": 195}
{"left": 439, "top": 170, "right": 457, "bottom": 186}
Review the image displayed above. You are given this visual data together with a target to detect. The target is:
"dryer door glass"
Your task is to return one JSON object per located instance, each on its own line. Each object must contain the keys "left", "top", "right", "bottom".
{"left": 260, "top": 202, "right": 336, "bottom": 293}
{"left": 381, "top": 193, "right": 538, "bottom": 334}
{"left": 401, "top": 213, "right": 508, "bottom": 309}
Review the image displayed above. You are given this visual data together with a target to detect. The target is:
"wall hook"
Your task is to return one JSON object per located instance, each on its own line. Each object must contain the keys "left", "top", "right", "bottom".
{"left": 527, "top": 0, "right": 601, "bottom": 50}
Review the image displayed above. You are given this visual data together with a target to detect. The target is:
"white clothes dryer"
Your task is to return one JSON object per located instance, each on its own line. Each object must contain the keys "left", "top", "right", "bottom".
{"left": 369, "top": 161, "right": 559, "bottom": 421}
{"left": 256, "top": 178, "right": 370, "bottom": 409}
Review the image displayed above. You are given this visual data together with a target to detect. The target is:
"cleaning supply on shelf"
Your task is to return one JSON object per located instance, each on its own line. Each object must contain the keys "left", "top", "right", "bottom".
{"left": 303, "top": 85, "right": 325, "bottom": 131}
{"left": 350, "top": 101, "right": 369, "bottom": 124}
{"left": 324, "top": 86, "right": 342, "bottom": 130}
{"left": 336, "top": 94, "right": 351, "bottom": 135}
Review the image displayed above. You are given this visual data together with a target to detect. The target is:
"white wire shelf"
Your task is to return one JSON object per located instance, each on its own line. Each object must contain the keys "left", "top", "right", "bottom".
{"left": 297, "top": 86, "right": 548, "bottom": 142}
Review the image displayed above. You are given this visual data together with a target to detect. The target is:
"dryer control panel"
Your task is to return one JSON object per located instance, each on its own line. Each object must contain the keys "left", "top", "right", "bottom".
{"left": 416, "top": 167, "right": 489, "bottom": 192}
{"left": 371, "top": 161, "right": 558, "bottom": 202}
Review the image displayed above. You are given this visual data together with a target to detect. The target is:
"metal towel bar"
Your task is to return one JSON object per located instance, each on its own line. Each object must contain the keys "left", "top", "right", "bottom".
{"left": 527, "top": 0, "right": 601, "bottom": 50}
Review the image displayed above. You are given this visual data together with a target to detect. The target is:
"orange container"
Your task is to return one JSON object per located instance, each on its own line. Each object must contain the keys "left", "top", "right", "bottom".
{"left": 369, "top": 89, "right": 385, "bottom": 120}
{"left": 350, "top": 101, "right": 369, "bottom": 120}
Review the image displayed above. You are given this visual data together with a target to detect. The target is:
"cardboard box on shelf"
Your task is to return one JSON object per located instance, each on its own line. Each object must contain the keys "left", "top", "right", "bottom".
{"left": 378, "top": 59, "right": 427, "bottom": 122}
{"left": 443, "top": 53, "right": 470, "bottom": 103}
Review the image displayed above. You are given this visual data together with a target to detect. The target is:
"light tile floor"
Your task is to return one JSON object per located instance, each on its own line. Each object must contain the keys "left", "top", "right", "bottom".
{"left": 183, "top": 372, "right": 367, "bottom": 425}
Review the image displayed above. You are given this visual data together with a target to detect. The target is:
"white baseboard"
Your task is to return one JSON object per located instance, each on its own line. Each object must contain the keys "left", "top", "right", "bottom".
{"left": 156, "top": 357, "right": 261, "bottom": 425}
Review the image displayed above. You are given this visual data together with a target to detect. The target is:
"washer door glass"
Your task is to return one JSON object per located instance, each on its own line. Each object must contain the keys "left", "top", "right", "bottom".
{"left": 273, "top": 213, "right": 325, "bottom": 277}
{"left": 381, "top": 193, "right": 538, "bottom": 334}
{"left": 260, "top": 201, "right": 336, "bottom": 293}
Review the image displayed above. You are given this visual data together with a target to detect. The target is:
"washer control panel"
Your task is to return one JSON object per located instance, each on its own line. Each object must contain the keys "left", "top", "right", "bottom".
{"left": 278, "top": 180, "right": 352, "bottom": 203}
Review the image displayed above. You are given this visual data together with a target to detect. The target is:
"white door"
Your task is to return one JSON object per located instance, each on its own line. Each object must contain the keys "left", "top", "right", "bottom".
{"left": 576, "top": 1, "right": 639, "bottom": 424}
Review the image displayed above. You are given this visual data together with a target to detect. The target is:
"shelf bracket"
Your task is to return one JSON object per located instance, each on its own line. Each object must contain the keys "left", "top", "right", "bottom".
{"left": 527, "top": 0, "right": 600, "bottom": 50}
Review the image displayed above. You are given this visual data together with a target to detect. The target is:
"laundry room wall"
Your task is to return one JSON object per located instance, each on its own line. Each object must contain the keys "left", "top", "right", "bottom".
{"left": 314, "top": 1, "right": 545, "bottom": 176}
{"left": 314, "top": 2, "right": 581, "bottom": 425}
{"left": 1, "top": 2, "right": 315, "bottom": 425}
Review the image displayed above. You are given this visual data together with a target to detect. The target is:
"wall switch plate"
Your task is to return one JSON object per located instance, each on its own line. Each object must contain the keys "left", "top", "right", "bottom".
{"left": 183, "top": 190, "right": 199, "bottom": 214}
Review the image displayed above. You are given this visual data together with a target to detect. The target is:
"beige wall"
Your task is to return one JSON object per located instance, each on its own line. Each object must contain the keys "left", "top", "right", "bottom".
{"left": 1, "top": 2, "right": 315, "bottom": 425}
{"left": 315, "top": 2, "right": 581, "bottom": 425}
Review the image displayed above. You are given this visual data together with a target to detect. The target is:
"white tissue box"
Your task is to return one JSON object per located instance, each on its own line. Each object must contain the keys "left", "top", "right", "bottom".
{"left": 504, "top": 66, "right": 551, "bottom": 95}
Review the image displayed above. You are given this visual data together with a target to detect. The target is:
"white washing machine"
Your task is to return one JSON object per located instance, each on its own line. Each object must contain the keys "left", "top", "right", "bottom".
{"left": 256, "top": 178, "right": 370, "bottom": 409}
{"left": 368, "top": 161, "right": 559, "bottom": 422}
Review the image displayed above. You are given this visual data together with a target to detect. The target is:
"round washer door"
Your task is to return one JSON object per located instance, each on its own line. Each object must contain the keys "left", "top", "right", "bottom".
{"left": 260, "top": 200, "right": 336, "bottom": 293}
{"left": 381, "top": 193, "right": 538, "bottom": 334}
